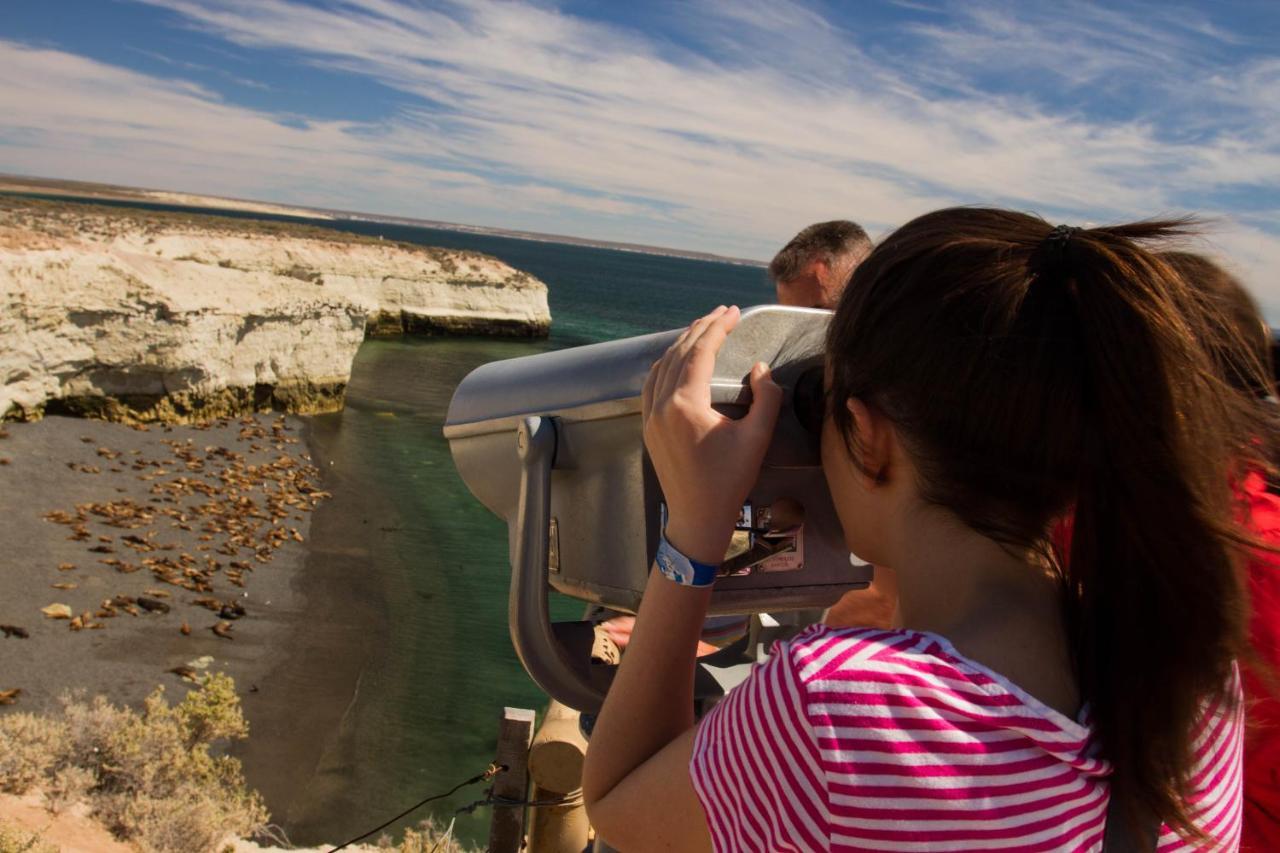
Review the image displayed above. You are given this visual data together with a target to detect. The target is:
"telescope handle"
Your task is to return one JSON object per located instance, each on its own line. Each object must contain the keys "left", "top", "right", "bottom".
{"left": 512, "top": 416, "right": 609, "bottom": 712}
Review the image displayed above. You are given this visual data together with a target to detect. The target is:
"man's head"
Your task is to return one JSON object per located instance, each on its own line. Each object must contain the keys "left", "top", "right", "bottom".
{"left": 769, "top": 220, "right": 873, "bottom": 309}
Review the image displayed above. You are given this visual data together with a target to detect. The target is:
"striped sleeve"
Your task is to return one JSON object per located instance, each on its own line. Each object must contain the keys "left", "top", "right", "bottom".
{"left": 690, "top": 639, "right": 830, "bottom": 852}
{"left": 1155, "top": 663, "right": 1245, "bottom": 851}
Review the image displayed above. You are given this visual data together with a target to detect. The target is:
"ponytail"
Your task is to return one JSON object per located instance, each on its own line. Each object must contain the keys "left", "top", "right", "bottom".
{"left": 1060, "top": 226, "right": 1254, "bottom": 838}
{"left": 826, "top": 208, "right": 1263, "bottom": 841}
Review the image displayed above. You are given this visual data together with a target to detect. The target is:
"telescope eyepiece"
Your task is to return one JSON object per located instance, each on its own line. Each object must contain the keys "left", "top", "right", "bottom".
{"left": 793, "top": 366, "right": 827, "bottom": 437}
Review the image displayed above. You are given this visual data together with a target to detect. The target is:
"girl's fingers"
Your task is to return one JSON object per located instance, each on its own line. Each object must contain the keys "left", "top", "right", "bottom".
{"left": 678, "top": 306, "right": 740, "bottom": 395}
{"left": 742, "top": 361, "right": 784, "bottom": 436}
{"left": 656, "top": 307, "right": 726, "bottom": 403}
{"left": 642, "top": 358, "right": 658, "bottom": 422}
{"left": 676, "top": 306, "right": 725, "bottom": 353}
{"left": 651, "top": 344, "right": 680, "bottom": 408}
{"left": 668, "top": 305, "right": 724, "bottom": 359}
{"left": 670, "top": 314, "right": 701, "bottom": 350}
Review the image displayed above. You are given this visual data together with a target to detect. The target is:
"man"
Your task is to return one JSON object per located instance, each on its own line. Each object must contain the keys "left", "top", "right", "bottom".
{"left": 769, "top": 220, "right": 873, "bottom": 309}
{"left": 768, "top": 221, "right": 897, "bottom": 630}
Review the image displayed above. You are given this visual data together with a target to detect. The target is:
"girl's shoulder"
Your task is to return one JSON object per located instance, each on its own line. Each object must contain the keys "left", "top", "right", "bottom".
{"left": 778, "top": 624, "right": 1096, "bottom": 749}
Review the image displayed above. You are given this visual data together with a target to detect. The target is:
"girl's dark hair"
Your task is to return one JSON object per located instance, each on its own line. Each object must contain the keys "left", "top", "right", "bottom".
{"left": 1160, "top": 251, "right": 1274, "bottom": 399}
{"left": 826, "top": 207, "right": 1266, "bottom": 839}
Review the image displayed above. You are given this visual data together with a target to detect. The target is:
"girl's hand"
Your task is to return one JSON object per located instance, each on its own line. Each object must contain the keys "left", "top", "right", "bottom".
{"left": 642, "top": 305, "right": 783, "bottom": 565}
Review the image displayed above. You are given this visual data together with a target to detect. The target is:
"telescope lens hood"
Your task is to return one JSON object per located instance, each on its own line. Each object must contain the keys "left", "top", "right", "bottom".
{"left": 792, "top": 365, "right": 826, "bottom": 437}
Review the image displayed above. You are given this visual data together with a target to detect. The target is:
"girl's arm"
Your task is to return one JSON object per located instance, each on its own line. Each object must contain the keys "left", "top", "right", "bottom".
{"left": 581, "top": 305, "right": 782, "bottom": 849}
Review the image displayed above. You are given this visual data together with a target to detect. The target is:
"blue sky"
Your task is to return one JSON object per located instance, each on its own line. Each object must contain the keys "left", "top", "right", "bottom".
{"left": 2, "top": 1, "right": 1278, "bottom": 307}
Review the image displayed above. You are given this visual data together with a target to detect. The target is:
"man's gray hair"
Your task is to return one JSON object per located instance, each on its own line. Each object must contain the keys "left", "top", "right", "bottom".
{"left": 768, "top": 220, "right": 872, "bottom": 283}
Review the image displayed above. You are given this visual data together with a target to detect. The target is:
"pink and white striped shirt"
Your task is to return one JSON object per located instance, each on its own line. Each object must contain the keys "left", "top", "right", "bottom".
{"left": 690, "top": 626, "right": 1243, "bottom": 851}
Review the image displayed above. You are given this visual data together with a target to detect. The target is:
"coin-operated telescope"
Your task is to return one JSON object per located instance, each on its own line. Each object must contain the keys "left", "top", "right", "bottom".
{"left": 444, "top": 306, "right": 870, "bottom": 711}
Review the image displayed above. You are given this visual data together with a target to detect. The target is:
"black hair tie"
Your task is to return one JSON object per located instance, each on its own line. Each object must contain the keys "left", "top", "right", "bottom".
{"left": 1044, "top": 224, "right": 1082, "bottom": 247}
{"left": 1037, "top": 224, "right": 1082, "bottom": 273}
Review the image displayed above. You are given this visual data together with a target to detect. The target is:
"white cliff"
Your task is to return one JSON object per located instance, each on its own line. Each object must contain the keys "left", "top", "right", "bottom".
{"left": 0, "top": 198, "right": 550, "bottom": 422}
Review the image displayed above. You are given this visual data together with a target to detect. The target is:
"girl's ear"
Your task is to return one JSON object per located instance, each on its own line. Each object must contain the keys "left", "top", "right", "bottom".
{"left": 846, "top": 397, "right": 893, "bottom": 485}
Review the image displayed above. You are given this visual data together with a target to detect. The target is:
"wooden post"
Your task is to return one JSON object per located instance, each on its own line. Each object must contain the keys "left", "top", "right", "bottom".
{"left": 527, "top": 700, "right": 590, "bottom": 853}
{"left": 489, "top": 706, "right": 536, "bottom": 853}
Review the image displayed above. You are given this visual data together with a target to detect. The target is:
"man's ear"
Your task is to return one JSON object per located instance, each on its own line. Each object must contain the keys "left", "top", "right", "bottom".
{"left": 808, "top": 257, "right": 830, "bottom": 285}
{"left": 846, "top": 397, "right": 892, "bottom": 485}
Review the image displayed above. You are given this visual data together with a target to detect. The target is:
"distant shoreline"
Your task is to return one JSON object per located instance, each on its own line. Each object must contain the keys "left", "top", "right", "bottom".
{"left": 0, "top": 174, "right": 767, "bottom": 269}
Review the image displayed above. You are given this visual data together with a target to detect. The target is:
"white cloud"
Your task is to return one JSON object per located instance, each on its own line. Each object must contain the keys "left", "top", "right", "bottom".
{"left": 1, "top": 0, "right": 1277, "bottom": 310}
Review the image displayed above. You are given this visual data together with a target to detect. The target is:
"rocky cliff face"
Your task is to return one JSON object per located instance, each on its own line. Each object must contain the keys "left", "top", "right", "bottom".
{"left": 0, "top": 199, "right": 550, "bottom": 422}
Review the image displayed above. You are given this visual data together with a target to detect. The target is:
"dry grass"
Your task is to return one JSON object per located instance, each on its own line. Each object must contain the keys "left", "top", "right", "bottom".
{"left": 376, "top": 816, "right": 479, "bottom": 852}
{"left": 0, "top": 673, "right": 268, "bottom": 852}
{"left": 0, "top": 820, "right": 57, "bottom": 853}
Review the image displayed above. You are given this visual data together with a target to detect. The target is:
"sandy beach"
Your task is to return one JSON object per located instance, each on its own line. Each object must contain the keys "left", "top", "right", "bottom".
{"left": 0, "top": 412, "right": 391, "bottom": 844}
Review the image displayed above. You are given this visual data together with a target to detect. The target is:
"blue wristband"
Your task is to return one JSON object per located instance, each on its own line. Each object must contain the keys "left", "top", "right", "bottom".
{"left": 656, "top": 532, "right": 719, "bottom": 588}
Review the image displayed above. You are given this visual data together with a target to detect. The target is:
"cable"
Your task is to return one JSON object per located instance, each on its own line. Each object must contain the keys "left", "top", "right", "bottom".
{"left": 327, "top": 763, "right": 505, "bottom": 852}
{"left": 455, "top": 789, "right": 584, "bottom": 815}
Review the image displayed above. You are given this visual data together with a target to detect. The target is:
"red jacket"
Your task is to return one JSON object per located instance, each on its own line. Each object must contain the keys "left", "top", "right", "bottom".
{"left": 1240, "top": 471, "right": 1280, "bottom": 851}
{"left": 1051, "top": 479, "right": 1280, "bottom": 849}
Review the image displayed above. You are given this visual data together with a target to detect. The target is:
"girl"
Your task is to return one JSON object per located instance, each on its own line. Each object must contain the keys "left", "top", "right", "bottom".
{"left": 581, "top": 208, "right": 1260, "bottom": 851}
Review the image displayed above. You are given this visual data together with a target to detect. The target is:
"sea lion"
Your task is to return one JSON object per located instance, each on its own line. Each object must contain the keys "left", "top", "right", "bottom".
{"left": 211, "top": 621, "right": 233, "bottom": 640}
{"left": 0, "top": 625, "right": 29, "bottom": 639}
{"left": 0, "top": 689, "right": 20, "bottom": 705}
{"left": 218, "top": 602, "right": 246, "bottom": 620}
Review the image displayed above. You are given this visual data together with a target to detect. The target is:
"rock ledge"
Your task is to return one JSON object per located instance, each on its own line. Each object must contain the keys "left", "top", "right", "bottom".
{"left": 0, "top": 199, "right": 551, "bottom": 422}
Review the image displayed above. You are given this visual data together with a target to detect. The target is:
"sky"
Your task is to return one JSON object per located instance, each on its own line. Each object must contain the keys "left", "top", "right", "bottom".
{"left": 2, "top": 1, "right": 1278, "bottom": 309}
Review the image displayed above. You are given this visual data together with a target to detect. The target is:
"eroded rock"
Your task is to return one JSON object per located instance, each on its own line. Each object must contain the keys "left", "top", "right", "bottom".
{"left": 0, "top": 199, "right": 551, "bottom": 422}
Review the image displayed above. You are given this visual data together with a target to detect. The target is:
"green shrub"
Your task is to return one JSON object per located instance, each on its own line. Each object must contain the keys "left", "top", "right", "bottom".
{"left": 0, "top": 674, "right": 267, "bottom": 852}
{"left": 0, "top": 711, "right": 67, "bottom": 795}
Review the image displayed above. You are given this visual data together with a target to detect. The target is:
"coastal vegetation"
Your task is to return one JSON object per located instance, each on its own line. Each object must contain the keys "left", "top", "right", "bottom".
{"left": 0, "top": 667, "right": 480, "bottom": 851}
{"left": 0, "top": 821, "right": 58, "bottom": 853}
{"left": 0, "top": 673, "right": 267, "bottom": 852}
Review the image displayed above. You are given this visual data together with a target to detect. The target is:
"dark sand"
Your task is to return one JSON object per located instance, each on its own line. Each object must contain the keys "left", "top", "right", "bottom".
{"left": 0, "top": 413, "right": 385, "bottom": 842}
{"left": 229, "top": 412, "right": 394, "bottom": 835}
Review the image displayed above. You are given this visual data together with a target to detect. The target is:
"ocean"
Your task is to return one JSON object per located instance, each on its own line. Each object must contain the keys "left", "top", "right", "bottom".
{"left": 4, "top": 191, "right": 771, "bottom": 845}
{"left": 272, "top": 218, "right": 772, "bottom": 845}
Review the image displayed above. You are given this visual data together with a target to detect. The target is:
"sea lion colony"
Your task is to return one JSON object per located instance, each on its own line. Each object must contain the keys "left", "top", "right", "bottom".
{"left": 0, "top": 415, "right": 329, "bottom": 690}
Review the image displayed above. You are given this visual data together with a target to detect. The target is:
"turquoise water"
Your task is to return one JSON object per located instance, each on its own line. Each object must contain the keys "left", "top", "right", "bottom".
{"left": 4, "top": 191, "right": 773, "bottom": 844}
{"left": 295, "top": 221, "right": 773, "bottom": 845}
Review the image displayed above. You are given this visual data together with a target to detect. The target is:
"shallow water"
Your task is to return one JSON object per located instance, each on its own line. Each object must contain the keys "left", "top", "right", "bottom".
{"left": 274, "top": 224, "right": 773, "bottom": 845}
{"left": 6, "top": 191, "right": 776, "bottom": 842}
{"left": 5, "top": 191, "right": 777, "bottom": 843}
